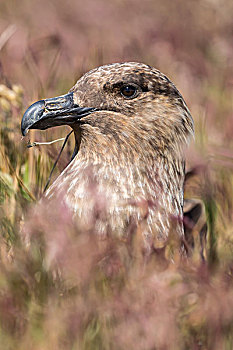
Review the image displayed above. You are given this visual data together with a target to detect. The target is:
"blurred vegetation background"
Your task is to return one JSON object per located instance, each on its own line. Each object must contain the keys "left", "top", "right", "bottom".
{"left": 0, "top": 0, "right": 233, "bottom": 349}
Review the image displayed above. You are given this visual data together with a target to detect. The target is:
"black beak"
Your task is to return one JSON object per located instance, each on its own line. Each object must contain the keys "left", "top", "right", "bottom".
{"left": 21, "top": 92, "right": 95, "bottom": 136}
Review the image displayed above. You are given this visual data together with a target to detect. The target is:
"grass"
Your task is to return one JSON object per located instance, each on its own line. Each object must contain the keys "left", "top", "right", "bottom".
{"left": 0, "top": 0, "right": 233, "bottom": 349}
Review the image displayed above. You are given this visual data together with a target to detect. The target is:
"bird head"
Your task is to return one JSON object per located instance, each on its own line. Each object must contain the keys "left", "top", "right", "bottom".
{"left": 21, "top": 62, "right": 194, "bottom": 158}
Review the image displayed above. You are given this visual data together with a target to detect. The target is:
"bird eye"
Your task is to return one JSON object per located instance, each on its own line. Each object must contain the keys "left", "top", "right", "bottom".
{"left": 120, "top": 85, "right": 138, "bottom": 99}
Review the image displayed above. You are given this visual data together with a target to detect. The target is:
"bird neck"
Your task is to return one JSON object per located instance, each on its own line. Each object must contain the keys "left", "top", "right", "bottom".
{"left": 69, "top": 125, "right": 186, "bottom": 241}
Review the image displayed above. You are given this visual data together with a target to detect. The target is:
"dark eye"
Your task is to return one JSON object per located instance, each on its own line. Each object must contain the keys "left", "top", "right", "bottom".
{"left": 120, "top": 85, "right": 138, "bottom": 99}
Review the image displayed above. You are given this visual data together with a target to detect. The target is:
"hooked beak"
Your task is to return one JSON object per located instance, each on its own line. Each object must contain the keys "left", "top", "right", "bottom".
{"left": 21, "top": 92, "right": 96, "bottom": 136}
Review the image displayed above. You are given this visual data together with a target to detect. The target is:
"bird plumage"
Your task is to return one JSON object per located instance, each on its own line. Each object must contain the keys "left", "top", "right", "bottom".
{"left": 22, "top": 62, "right": 194, "bottom": 252}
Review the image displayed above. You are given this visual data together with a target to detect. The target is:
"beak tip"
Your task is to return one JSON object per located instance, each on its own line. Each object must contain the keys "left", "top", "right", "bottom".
{"left": 21, "top": 127, "right": 28, "bottom": 136}
{"left": 21, "top": 100, "right": 45, "bottom": 136}
{"left": 21, "top": 118, "right": 28, "bottom": 136}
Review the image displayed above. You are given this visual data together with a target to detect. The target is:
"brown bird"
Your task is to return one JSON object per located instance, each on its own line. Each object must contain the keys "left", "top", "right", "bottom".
{"left": 21, "top": 62, "right": 194, "bottom": 253}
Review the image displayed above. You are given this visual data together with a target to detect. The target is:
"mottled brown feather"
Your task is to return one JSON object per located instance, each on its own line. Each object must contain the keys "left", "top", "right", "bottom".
{"left": 44, "top": 62, "right": 194, "bottom": 252}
